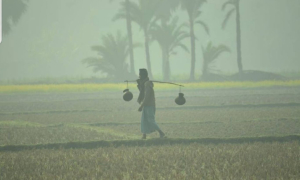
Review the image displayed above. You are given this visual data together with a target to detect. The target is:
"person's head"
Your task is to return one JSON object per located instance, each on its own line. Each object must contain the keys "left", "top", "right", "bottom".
{"left": 139, "top": 69, "right": 148, "bottom": 80}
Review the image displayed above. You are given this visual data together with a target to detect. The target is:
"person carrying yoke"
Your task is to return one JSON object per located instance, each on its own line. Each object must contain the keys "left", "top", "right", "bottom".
{"left": 137, "top": 69, "right": 166, "bottom": 139}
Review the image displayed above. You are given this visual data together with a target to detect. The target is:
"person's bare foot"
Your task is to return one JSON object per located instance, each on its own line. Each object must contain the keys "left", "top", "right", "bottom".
{"left": 159, "top": 132, "right": 166, "bottom": 138}
{"left": 158, "top": 130, "right": 166, "bottom": 138}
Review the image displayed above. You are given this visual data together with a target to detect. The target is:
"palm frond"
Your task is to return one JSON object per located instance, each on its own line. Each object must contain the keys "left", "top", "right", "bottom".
{"left": 155, "top": 0, "right": 180, "bottom": 21}
{"left": 82, "top": 32, "right": 134, "bottom": 79}
{"left": 222, "top": 1, "right": 235, "bottom": 11}
{"left": 222, "top": 8, "right": 235, "bottom": 29}
{"left": 3, "top": 0, "right": 28, "bottom": 35}
{"left": 150, "top": 15, "right": 189, "bottom": 57}
{"left": 172, "top": 43, "right": 190, "bottom": 53}
{"left": 196, "top": 20, "right": 209, "bottom": 35}
{"left": 112, "top": 12, "right": 127, "bottom": 22}
{"left": 126, "top": 0, "right": 145, "bottom": 28}
{"left": 170, "top": 32, "right": 190, "bottom": 51}
{"left": 202, "top": 42, "right": 231, "bottom": 65}
{"left": 181, "top": 0, "right": 206, "bottom": 19}
{"left": 210, "top": 45, "right": 231, "bottom": 62}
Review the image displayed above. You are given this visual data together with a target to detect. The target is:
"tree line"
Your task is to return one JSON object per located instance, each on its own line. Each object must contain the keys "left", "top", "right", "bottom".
{"left": 2, "top": 0, "right": 241, "bottom": 82}
{"left": 83, "top": 0, "right": 242, "bottom": 82}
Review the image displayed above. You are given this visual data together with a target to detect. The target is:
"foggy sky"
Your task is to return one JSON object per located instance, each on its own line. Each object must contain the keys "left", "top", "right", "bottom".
{"left": 0, "top": 0, "right": 299, "bottom": 80}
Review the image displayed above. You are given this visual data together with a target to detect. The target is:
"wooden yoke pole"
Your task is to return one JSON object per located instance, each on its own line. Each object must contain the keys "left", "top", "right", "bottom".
{"left": 124, "top": 80, "right": 184, "bottom": 87}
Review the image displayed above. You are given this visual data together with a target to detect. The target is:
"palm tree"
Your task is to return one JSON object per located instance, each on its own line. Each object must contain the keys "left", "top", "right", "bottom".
{"left": 3, "top": 0, "right": 28, "bottom": 35}
{"left": 152, "top": 0, "right": 181, "bottom": 80}
{"left": 222, "top": 0, "right": 243, "bottom": 74}
{"left": 181, "top": 0, "right": 209, "bottom": 81}
{"left": 82, "top": 32, "right": 139, "bottom": 81}
{"left": 155, "top": 0, "right": 180, "bottom": 21}
{"left": 201, "top": 42, "right": 230, "bottom": 79}
{"left": 150, "top": 17, "right": 189, "bottom": 81}
{"left": 111, "top": 0, "right": 136, "bottom": 76}
{"left": 115, "top": 0, "right": 163, "bottom": 79}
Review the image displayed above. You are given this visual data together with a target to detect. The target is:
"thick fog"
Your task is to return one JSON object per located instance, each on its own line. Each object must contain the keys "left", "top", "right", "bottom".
{"left": 0, "top": 0, "right": 299, "bottom": 80}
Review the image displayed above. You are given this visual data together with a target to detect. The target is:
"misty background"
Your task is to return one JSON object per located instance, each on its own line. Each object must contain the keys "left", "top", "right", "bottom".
{"left": 0, "top": 0, "right": 299, "bottom": 81}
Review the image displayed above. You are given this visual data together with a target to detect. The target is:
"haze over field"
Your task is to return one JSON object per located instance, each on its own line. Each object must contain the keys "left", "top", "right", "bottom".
{"left": 0, "top": 0, "right": 299, "bottom": 80}
{"left": 1, "top": 1, "right": 300, "bottom": 179}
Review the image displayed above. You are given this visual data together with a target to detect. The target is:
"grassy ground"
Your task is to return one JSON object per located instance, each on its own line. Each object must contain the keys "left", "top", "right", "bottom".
{"left": 1, "top": 142, "right": 300, "bottom": 179}
{"left": 1, "top": 80, "right": 300, "bottom": 93}
{"left": 0, "top": 87, "right": 300, "bottom": 179}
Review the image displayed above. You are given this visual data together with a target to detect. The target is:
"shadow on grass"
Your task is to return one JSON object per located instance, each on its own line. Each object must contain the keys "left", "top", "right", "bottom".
{"left": 1, "top": 135, "right": 300, "bottom": 152}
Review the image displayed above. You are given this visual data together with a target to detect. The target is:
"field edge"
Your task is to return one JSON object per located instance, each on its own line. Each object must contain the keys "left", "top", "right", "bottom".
{"left": 1, "top": 135, "right": 299, "bottom": 152}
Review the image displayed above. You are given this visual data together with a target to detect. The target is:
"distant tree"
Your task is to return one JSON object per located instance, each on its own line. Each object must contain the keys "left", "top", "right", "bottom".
{"left": 153, "top": 0, "right": 180, "bottom": 80}
{"left": 82, "top": 32, "right": 140, "bottom": 80}
{"left": 3, "top": 0, "right": 29, "bottom": 35}
{"left": 181, "top": 0, "right": 209, "bottom": 81}
{"left": 150, "top": 17, "right": 189, "bottom": 81}
{"left": 222, "top": 0, "right": 243, "bottom": 74}
{"left": 201, "top": 42, "right": 230, "bottom": 78}
{"left": 113, "top": 0, "right": 182, "bottom": 79}
{"left": 111, "top": 0, "right": 136, "bottom": 76}
{"left": 115, "top": 0, "right": 164, "bottom": 79}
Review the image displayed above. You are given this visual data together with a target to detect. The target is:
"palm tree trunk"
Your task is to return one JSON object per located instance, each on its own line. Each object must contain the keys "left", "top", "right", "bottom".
{"left": 125, "top": 0, "right": 135, "bottom": 75}
{"left": 189, "top": 19, "right": 196, "bottom": 81}
{"left": 236, "top": 0, "right": 243, "bottom": 74}
{"left": 161, "top": 19, "right": 167, "bottom": 81}
{"left": 144, "top": 30, "right": 153, "bottom": 79}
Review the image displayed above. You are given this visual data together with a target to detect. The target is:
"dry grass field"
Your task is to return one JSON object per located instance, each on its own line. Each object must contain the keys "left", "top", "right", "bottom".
{"left": 1, "top": 142, "right": 300, "bottom": 180}
{"left": 0, "top": 84, "right": 300, "bottom": 179}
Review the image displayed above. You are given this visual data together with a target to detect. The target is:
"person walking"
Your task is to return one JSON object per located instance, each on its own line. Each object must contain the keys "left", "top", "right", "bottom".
{"left": 137, "top": 69, "right": 165, "bottom": 139}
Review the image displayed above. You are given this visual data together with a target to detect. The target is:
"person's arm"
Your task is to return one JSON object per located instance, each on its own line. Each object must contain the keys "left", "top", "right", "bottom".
{"left": 136, "top": 79, "right": 141, "bottom": 91}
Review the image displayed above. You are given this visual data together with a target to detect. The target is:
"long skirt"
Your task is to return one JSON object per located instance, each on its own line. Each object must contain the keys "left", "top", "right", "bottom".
{"left": 141, "top": 106, "right": 160, "bottom": 134}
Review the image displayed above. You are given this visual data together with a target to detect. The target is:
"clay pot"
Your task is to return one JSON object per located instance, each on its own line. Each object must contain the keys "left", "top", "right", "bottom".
{"left": 175, "top": 93, "right": 186, "bottom": 105}
{"left": 123, "top": 89, "right": 133, "bottom": 101}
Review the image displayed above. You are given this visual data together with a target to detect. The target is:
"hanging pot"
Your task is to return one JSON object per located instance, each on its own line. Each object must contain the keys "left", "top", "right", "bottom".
{"left": 123, "top": 89, "right": 133, "bottom": 101}
{"left": 175, "top": 93, "right": 186, "bottom": 105}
